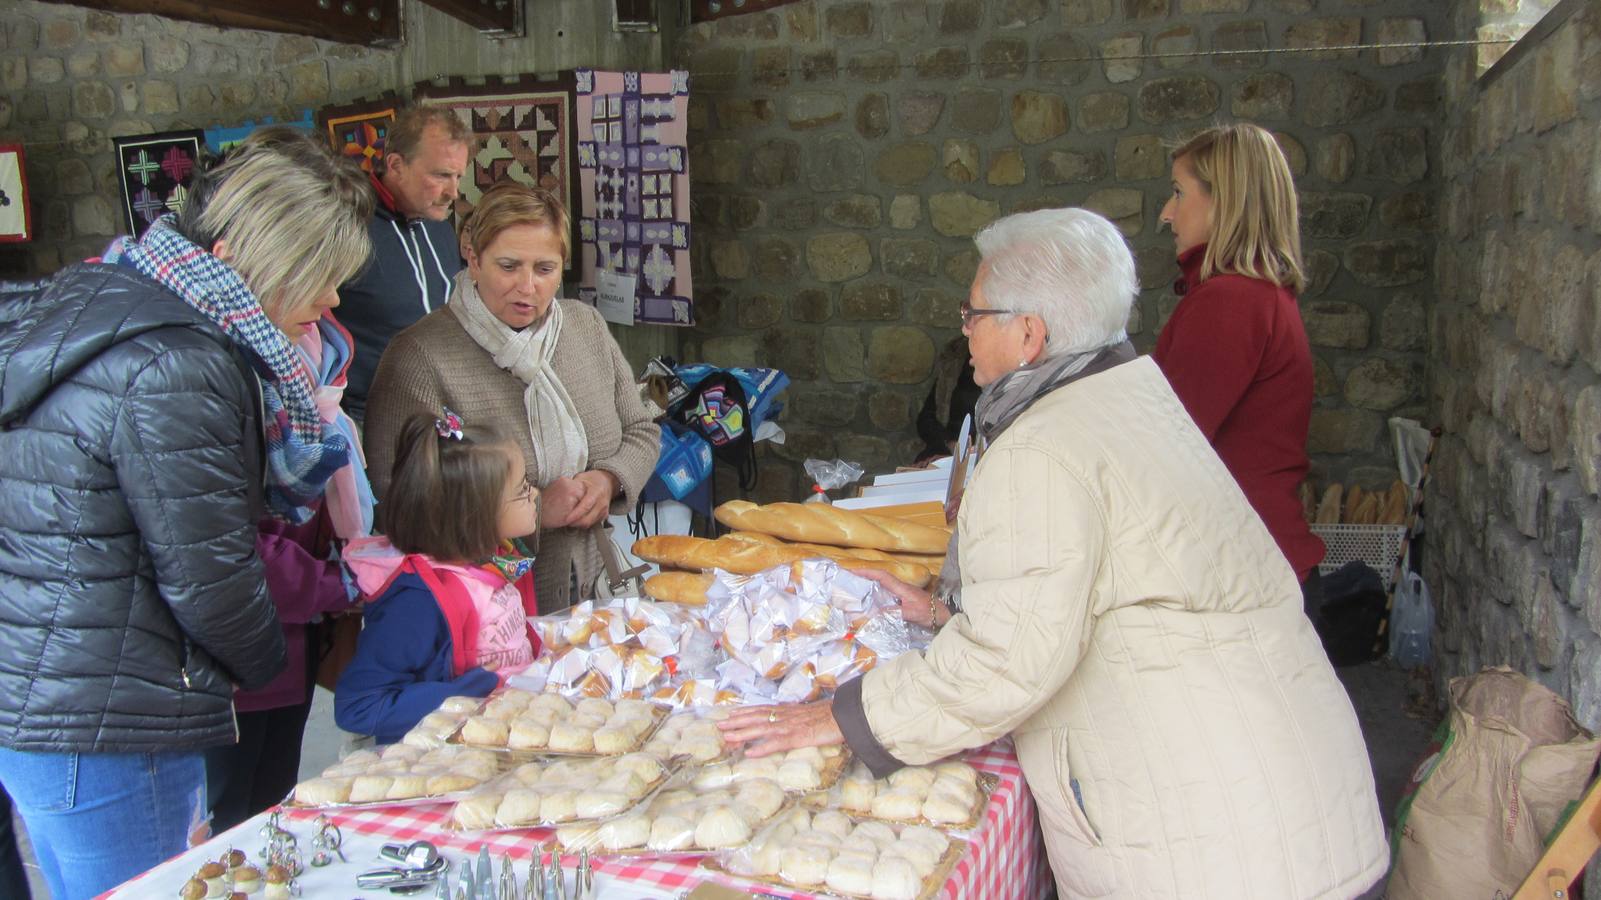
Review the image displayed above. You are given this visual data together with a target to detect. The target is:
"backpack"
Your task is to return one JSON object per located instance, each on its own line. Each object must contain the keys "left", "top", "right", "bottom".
{"left": 676, "top": 370, "right": 758, "bottom": 492}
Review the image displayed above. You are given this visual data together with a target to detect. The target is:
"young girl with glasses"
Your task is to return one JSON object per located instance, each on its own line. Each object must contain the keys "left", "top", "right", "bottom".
{"left": 335, "top": 410, "right": 542, "bottom": 743}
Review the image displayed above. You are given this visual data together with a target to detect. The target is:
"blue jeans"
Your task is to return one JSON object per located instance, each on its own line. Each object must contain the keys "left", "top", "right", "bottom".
{"left": 0, "top": 748, "right": 206, "bottom": 900}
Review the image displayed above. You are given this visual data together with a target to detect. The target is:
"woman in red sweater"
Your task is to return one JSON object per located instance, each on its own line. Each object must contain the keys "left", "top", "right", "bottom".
{"left": 1153, "top": 123, "right": 1326, "bottom": 590}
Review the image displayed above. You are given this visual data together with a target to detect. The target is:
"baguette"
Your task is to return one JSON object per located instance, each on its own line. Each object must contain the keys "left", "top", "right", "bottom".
{"left": 1314, "top": 484, "right": 1343, "bottom": 525}
{"left": 1351, "top": 493, "right": 1380, "bottom": 525}
{"left": 1380, "top": 481, "right": 1410, "bottom": 525}
{"left": 713, "top": 500, "right": 952, "bottom": 555}
{"left": 642, "top": 571, "right": 714, "bottom": 606}
{"left": 1342, "top": 485, "right": 1365, "bottom": 525}
{"left": 729, "top": 531, "right": 946, "bottom": 577}
{"left": 630, "top": 535, "right": 933, "bottom": 587}
{"left": 1298, "top": 481, "right": 1317, "bottom": 524}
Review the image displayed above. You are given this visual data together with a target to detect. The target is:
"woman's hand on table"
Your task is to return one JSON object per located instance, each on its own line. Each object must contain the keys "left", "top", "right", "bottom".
{"left": 854, "top": 568, "right": 950, "bottom": 629}
{"left": 568, "top": 469, "right": 620, "bottom": 529}
{"left": 718, "top": 700, "right": 845, "bottom": 758}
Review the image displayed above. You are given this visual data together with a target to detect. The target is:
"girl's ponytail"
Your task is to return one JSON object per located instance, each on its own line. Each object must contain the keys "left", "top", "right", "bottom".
{"left": 382, "top": 409, "right": 516, "bottom": 562}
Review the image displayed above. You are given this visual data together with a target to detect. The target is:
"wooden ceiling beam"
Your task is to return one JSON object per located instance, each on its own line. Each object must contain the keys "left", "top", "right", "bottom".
{"left": 40, "top": 0, "right": 400, "bottom": 45}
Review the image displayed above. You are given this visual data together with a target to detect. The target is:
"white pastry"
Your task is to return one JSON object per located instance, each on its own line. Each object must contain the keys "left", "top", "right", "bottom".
{"left": 320, "top": 763, "right": 369, "bottom": 779}
{"left": 748, "top": 834, "right": 787, "bottom": 875}
{"left": 777, "top": 759, "right": 822, "bottom": 791}
{"left": 439, "top": 695, "right": 485, "bottom": 714}
{"left": 930, "top": 775, "right": 979, "bottom": 807}
{"left": 576, "top": 697, "right": 615, "bottom": 719}
{"left": 921, "top": 792, "right": 971, "bottom": 825}
{"left": 571, "top": 712, "right": 608, "bottom": 730}
{"left": 450, "top": 756, "right": 499, "bottom": 782}
{"left": 508, "top": 719, "right": 551, "bottom": 750}
{"left": 679, "top": 736, "right": 723, "bottom": 762}
{"left": 784, "top": 746, "right": 826, "bottom": 768}
{"left": 451, "top": 793, "right": 500, "bottom": 830}
{"left": 841, "top": 775, "right": 877, "bottom": 811}
{"left": 812, "top": 809, "right": 854, "bottom": 840}
{"left": 540, "top": 790, "right": 577, "bottom": 822}
{"left": 460, "top": 716, "right": 510, "bottom": 746}
{"left": 885, "top": 838, "right": 941, "bottom": 878}
{"left": 548, "top": 722, "right": 596, "bottom": 753}
{"left": 732, "top": 756, "right": 781, "bottom": 780}
{"left": 529, "top": 692, "right": 572, "bottom": 714}
{"left": 870, "top": 855, "right": 922, "bottom": 900}
{"left": 793, "top": 828, "right": 842, "bottom": 850}
{"left": 647, "top": 814, "right": 696, "bottom": 852}
{"left": 694, "top": 805, "right": 754, "bottom": 849}
{"left": 425, "top": 772, "right": 481, "bottom": 795}
{"left": 779, "top": 845, "right": 830, "bottom": 886}
{"left": 347, "top": 775, "right": 393, "bottom": 803}
{"left": 592, "top": 726, "right": 636, "bottom": 754}
{"left": 734, "top": 778, "right": 785, "bottom": 821}
{"left": 495, "top": 788, "right": 543, "bottom": 825}
{"left": 555, "top": 822, "right": 598, "bottom": 848}
{"left": 385, "top": 775, "right": 429, "bottom": 799}
{"left": 380, "top": 743, "right": 424, "bottom": 762}
{"left": 898, "top": 825, "right": 949, "bottom": 854}
{"left": 839, "top": 832, "right": 885, "bottom": 860}
{"left": 596, "top": 770, "right": 649, "bottom": 800}
{"left": 612, "top": 753, "right": 662, "bottom": 783}
{"left": 340, "top": 749, "right": 382, "bottom": 767}
{"left": 522, "top": 705, "right": 561, "bottom": 728}
{"left": 597, "top": 813, "right": 652, "bottom": 851}
{"left": 826, "top": 853, "right": 877, "bottom": 896}
{"left": 933, "top": 760, "right": 978, "bottom": 788}
{"left": 366, "top": 758, "right": 411, "bottom": 775}
{"left": 852, "top": 820, "right": 902, "bottom": 851}
{"left": 692, "top": 763, "right": 735, "bottom": 791}
{"left": 886, "top": 767, "right": 936, "bottom": 792}
{"left": 293, "top": 776, "right": 352, "bottom": 806}
{"left": 540, "top": 759, "right": 587, "bottom": 784}
{"left": 870, "top": 789, "right": 924, "bottom": 821}
{"left": 574, "top": 790, "right": 630, "bottom": 819}
{"left": 615, "top": 698, "right": 654, "bottom": 718}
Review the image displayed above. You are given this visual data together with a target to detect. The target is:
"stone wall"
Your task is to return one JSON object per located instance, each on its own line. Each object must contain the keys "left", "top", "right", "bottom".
{"left": 1428, "top": 0, "right": 1601, "bottom": 730}
{"left": 0, "top": 0, "right": 399, "bottom": 274}
{"left": 674, "top": 0, "right": 1447, "bottom": 501}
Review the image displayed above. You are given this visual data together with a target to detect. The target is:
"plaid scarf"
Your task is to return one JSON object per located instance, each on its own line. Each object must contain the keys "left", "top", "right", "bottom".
{"left": 102, "top": 216, "right": 348, "bottom": 523}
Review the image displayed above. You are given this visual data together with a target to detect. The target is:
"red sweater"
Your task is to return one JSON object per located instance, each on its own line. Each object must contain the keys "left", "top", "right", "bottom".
{"left": 1153, "top": 246, "right": 1325, "bottom": 580}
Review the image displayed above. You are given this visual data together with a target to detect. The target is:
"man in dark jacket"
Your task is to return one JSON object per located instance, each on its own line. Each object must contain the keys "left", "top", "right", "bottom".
{"left": 338, "top": 106, "right": 470, "bottom": 422}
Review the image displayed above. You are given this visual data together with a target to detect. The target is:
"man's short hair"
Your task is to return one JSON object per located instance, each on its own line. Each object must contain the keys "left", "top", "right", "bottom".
{"left": 380, "top": 107, "right": 470, "bottom": 174}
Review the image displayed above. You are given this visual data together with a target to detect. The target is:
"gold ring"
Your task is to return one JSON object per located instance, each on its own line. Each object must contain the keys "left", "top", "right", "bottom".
{"left": 767, "top": 710, "right": 777, "bottom": 724}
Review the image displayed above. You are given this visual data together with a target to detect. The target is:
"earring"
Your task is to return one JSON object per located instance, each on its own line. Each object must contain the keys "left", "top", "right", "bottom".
{"left": 1017, "top": 358, "right": 1028, "bottom": 369}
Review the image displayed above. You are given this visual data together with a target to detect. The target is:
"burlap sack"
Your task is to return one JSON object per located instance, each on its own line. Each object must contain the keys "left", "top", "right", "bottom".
{"left": 1388, "top": 666, "right": 1600, "bottom": 899}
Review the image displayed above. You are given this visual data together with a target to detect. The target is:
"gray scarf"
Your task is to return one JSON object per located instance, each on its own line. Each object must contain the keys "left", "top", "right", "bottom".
{"left": 936, "top": 339, "right": 1137, "bottom": 602}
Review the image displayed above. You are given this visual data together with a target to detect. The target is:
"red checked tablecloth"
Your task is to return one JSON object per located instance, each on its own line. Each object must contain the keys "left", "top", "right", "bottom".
{"left": 110, "top": 739, "right": 1053, "bottom": 899}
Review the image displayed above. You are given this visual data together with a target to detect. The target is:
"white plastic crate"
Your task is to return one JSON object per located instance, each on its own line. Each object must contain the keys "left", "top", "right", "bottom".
{"left": 1311, "top": 523, "right": 1408, "bottom": 592}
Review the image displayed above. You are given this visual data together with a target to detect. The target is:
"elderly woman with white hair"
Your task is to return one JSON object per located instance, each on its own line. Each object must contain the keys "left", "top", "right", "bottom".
{"left": 721, "top": 208, "right": 1388, "bottom": 899}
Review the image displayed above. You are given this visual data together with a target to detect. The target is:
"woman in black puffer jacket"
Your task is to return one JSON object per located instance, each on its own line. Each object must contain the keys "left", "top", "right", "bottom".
{"left": 0, "top": 131, "right": 372, "bottom": 900}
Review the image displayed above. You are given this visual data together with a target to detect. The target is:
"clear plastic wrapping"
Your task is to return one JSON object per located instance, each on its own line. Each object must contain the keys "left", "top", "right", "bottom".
{"left": 287, "top": 742, "right": 507, "bottom": 809}
{"left": 447, "top": 689, "right": 667, "bottom": 757}
{"left": 700, "top": 559, "right": 927, "bottom": 703}
{"left": 707, "top": 806, "right": 966, "bottom": 900}
{"left": 443, "top": 753, "right": 674, "bottom": 832}
{"left": 519, "top": 598, "right": 717, "bottom": 702}
{"left": 549, "top": 769, "right": 791, "bottom": 858}
{"left": 804, "top": 758, "right": 995, "bottom": 833}
{"left": 683, "top": 743, "right": 852, "bottom": 795}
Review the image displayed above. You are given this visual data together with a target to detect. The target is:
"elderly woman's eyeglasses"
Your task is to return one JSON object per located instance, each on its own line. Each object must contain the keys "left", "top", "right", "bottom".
{"left": 506, "top": 476, "right": 538, "bottom": 506}
{"left": 959, "top": 303, "right": 1016, "bottom": 328}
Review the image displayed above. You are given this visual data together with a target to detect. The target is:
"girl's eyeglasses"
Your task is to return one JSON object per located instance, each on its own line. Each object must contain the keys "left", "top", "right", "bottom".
{"left": 959, "top": 303, "right": 1016, "bottom": 327}
{"left": 507, "top": 476, "right": 538, "bottom": 506}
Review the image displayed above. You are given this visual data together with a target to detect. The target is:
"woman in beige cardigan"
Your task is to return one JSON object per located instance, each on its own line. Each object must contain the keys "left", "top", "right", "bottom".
{"left": 722, "top": 208, "right": 1387, "bottom": 899}
{"left": 364, "top": 184, "right": 658, "bottom": 610}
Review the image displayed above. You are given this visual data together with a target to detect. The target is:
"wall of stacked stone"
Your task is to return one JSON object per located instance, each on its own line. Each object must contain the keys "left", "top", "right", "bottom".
{"left": 1427, "top": 0, "right": 1601, "bottom": 730}
{"left": 0, "top": 0, "right": 399, "bottom": 274}
{"left": 673, "top": 0, "right": 1447, "bottom": 502}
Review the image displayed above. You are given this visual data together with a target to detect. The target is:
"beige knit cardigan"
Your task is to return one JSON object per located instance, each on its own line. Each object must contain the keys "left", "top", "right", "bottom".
{"left": 363, "top": 298, "right": 659, "bottom": 610}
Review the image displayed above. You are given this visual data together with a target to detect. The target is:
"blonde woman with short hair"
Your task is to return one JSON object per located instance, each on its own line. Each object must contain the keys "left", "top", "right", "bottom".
{"left": 1154, "top": 122, "right": 1326, "bottom": 590}
{"left": 0, "top": 129, "right": 371, "bottom": 899}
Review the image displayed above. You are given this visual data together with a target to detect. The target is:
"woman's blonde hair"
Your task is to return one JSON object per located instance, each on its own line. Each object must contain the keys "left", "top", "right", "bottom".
{"left": 177, "top": 125, "right": 373, "bottom": 326}
{"left": 1171, "top": 123, "right": 1305, "bottom": 294}
{"left": 467, "top": 182, "right": 570, "bottom": 261}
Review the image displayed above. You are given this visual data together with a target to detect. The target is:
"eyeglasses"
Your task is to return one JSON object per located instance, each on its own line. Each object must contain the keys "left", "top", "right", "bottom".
{"left": 506, "top": 475, "right": 538, "bottom": 507}
{"left": 959, "top": 303, "right": 1017, "bottom": 328}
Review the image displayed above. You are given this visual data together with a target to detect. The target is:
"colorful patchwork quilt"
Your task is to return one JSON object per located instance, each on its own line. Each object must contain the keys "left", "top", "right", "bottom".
{"left": 113, "top": 130, "right": 204, "bottom": 238}
{"left": 414, "top": 76, "right": 575, "bottom": 230}
{"left": 204, "top": 109, "right": 316, "bottom": 155}
{"left": 575, "top": 69, "right": 693, "bottom": 326}
{"left": 318, "top": 98, "right": 397, "bottom": 174}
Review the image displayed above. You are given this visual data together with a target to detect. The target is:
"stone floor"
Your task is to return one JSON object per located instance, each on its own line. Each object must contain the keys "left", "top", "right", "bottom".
{"left": 16, "top": 659, "right": 1439, "bottom": 898}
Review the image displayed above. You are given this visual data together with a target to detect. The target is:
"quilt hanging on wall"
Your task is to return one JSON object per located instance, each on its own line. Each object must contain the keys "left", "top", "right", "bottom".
{"left": 0, "top": 144, "right": 31, "bottom": 243}
{"left": 205, "top": 109, "right": 316, "bottom": 155}
{"left": 318, "top": 97, "right": 398, "bottom": 174}
{"left": 113, "top": 130, "right": 205, "bottom": 238}
{"left": 575, "top": 69, "right": 693, "bottom": 326}
{"left": 414, "top": 75, "right": 576, "bottom": 237}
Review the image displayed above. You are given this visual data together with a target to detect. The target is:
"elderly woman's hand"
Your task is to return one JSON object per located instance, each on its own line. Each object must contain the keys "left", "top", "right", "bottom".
{"left": 718, "top": 700, "right": 845, "bottom": 758}
{"left": 540, "top": 477, "right": 588, "bottom": 528}
{"left": 568, "top": 469, "right": 619, "bottom": 529}
{"left": 854, "top": 568, "right": 950, "bottom": 629}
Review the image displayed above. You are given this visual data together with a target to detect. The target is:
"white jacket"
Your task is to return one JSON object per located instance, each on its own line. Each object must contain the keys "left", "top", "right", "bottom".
{"left": 856, "top": 357, "right": 1387, "bottom": 898}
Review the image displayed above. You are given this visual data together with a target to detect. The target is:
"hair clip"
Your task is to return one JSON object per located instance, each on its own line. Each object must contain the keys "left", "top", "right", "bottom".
{"left": 435, "top": 408, "right": 464, "bottom": 441}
